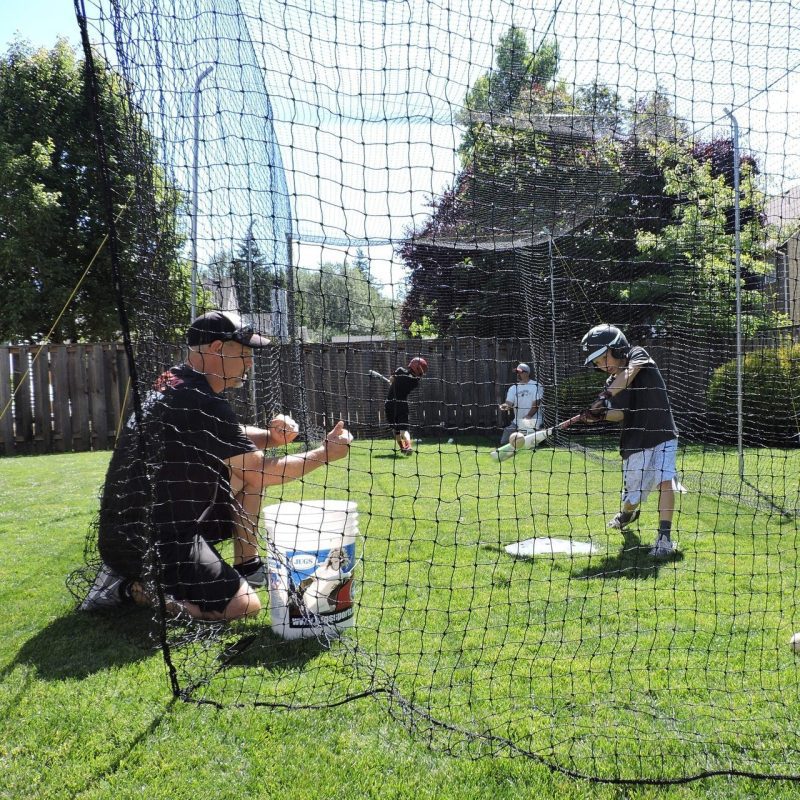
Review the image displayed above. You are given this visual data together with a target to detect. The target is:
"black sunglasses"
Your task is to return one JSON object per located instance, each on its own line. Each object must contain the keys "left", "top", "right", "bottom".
{"left": 219, "top": 325, "right": 254, "bottom": 345}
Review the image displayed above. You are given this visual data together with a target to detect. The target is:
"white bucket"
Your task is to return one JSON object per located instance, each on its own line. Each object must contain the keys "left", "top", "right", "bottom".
{"left": 262, "top": 500, "right": 359, "bottom": 640}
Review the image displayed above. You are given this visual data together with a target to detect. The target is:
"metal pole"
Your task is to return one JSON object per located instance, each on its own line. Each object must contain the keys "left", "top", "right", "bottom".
{"left": 548, "top": 232, "right": 559, "bottom": 428}
{"left": 246, "top": 228, "right": 258, "bottom": 420}
{"left": 724, "top": 108, "right": 744, "bottom": 480}
{"left": 190, "top": 65, "right": 214, "bottom": 321}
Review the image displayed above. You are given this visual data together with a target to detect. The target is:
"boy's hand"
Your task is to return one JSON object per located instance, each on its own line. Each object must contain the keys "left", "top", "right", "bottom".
{"left": 579, "top": 407, "right": 607, "bottom": 424}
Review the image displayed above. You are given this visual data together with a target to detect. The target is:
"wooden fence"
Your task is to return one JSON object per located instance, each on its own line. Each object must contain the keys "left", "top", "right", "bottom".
{"left": 0, "top": 338, "right": 533, "bottom": 456}
{"left": 2, "top": 332, "right": 796, "bottom": 456}
{"left": 277, "top": 338, "right": 531, "bottom": 439}
{"left": 0, "top": 343, "right": 130, "bottom": 456}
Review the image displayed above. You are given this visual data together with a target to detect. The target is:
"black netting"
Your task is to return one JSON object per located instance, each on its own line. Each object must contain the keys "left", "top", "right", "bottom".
{"left": 70, "top": 0, "right": 800, "bottom": 784}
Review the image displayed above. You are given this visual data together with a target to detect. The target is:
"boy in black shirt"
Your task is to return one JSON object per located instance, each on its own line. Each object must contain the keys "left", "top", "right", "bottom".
{"left": 385, "top": 356, "right": 428, "bottom": 455}
{"left": 580, "top": 324, "right": 679, "bottom": 558}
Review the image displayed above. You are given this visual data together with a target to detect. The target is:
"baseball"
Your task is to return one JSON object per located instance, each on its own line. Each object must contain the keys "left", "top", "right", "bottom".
{"left": 790, "top": 632, "right": 800, "bottom": 652}
{"left": 509, "top": 432, "right": 526, "bottom": 449}
{"left": 447, "top": 438, "right": 454, "bottom": 444}
{"left": 271, "top": 413, "right": 299, "bottom": 434}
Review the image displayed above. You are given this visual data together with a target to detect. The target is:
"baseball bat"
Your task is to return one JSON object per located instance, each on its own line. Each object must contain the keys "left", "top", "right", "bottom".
{"left": 369, "top": 369, "right": 391, "bottom": 384}
{"left": 490, "top": 413, "right": 584, "bottom": 462}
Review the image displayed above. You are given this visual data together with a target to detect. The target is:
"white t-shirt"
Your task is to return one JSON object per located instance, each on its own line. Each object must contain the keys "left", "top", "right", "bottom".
{"left": 505, "top": 381, "right": 544, "bottom": 429}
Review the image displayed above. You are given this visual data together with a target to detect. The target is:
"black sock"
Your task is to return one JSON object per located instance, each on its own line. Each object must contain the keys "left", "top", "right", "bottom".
{"left": 236, "top": 556, "right": 263, "bottom": 577}
{"left": 119, "top": 579, "right": 134, "bottom": 604}
{"left": 659, "top": 520, "right": 672, "bottom": 540}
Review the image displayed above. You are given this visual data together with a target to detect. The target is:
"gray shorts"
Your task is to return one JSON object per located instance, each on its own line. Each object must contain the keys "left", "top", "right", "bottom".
{"left": 622, "top": 439, "right": 678, "bottom": 506}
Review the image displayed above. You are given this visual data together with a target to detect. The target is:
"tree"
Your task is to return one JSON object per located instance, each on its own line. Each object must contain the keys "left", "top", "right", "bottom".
{"left": 458, "top": 28, "right": 563, "bottom": 162}
{"left": 634, "top": 139, "right": 783, "bottom": 334}
{"left": 402, "top": 27, "right": 626, "bottom": 336}
{"left": 228, "top": 223, "right": 285, "bottom": 315}
{"left": 629, "top": 86, "right": 689, "bottom": 144}
{"left": 575, "top": 81, "right": 624, "bottom": 134}
{"left": 295, "top": 258, "right": 397, "bottom": 340}
{"left": 0, "top": 39, "right": 186, "bottom": 343}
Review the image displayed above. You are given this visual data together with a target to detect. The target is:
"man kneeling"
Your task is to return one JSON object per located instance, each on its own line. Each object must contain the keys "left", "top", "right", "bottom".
{"left": 81, "top": 311, "right": 352, "bottom": 621}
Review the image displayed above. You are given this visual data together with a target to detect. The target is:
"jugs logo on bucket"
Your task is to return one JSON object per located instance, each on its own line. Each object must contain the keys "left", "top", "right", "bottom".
{"left": 290, "top": 554, "right": 317, "bottom": 570}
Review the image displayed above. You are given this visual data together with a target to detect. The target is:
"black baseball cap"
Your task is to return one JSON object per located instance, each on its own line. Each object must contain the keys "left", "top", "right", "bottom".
{"left": 186, "top": 310, "right": 271, "bottom": 348}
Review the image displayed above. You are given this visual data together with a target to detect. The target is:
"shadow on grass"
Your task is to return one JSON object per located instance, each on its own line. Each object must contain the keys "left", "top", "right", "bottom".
{"left": 3, "top": 608, "right": 156, "bottom": 682}
{"left": 572, "top": 528, "right": 684, "bottom": 580}
{"left": 742, "top": 478, "right": 799, "bottom": 520}
{"left": 214, "top": 627, "right": 328, "bottom": 671}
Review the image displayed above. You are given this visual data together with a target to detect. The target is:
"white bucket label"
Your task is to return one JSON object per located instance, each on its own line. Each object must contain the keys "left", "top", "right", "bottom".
{"left": 269, "top": 541, "right": 356, "bottom": 627}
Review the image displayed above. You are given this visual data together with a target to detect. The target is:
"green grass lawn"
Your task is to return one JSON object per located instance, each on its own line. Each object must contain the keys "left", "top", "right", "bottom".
{"left": 1, "top": 442, "right": 800, "bottom": 799}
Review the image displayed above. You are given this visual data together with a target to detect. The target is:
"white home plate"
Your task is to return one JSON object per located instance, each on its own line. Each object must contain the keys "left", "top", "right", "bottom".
{"left": 505, "top": 537, "right": 597, "bottom": 557}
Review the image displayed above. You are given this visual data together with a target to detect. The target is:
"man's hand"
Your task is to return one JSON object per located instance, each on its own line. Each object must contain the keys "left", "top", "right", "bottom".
{"left": 499, "top": 402, "right": 512, "bottom": 412}
{"left": 268, "top": 414, "right": 299, "bottom": 446}
{"left": 323, "top": 420, "right": 353, "bottom": 462}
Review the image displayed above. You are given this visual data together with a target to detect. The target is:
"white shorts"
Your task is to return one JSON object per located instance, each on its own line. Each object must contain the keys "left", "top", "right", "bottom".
{"left": 622, "top": 439, "right": 679, "bottom": 507}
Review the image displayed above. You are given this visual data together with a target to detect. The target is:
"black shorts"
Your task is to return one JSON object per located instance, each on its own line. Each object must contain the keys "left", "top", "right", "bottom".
{"left": 384, "top": 399, "right": 410, "bottom": 432}
{"left": 156, "top": 531, "right": 243, "bottom": 615}
{"left": 101, "top": 500, "right": 244, "bottom": 615}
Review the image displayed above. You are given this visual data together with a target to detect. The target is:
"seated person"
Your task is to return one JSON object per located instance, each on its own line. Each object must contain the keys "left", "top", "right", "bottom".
{"left": 498, "top": 362, "right": 543, "bottom": 445}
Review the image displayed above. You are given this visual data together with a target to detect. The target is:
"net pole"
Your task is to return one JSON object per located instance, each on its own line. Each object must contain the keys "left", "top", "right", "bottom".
{"left": 548, "top": 232, "right": 560, "bottom": 427}
{"left": 190, "top": 65, "right": 214, "bottom": 321}
{"left": 246, "top": 231, "right": 258, "bottom": 422}
{"left": 725, "top": 108, "right": 744, "bottom": 479}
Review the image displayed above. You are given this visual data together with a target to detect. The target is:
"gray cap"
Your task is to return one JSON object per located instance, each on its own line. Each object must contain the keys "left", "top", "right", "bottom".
{"left": 514, "top": 363, "right": 531, "bottom": 374}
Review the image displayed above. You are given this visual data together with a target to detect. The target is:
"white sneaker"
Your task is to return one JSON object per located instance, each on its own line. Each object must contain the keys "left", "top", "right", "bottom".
{"left": 608, "top": 508, "right": 640, "bottom": 530}
{"left": 79, "top": 563, "right": 126, "bottom": 611}
{"left": 648, "top": 534, "right": 676, "bottom": 559}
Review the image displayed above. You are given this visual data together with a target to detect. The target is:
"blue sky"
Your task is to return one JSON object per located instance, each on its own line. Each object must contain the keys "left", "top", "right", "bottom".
{"left": 3, "top": 0, "right": 799, "bottom": 294}
{"left": 1, "top": 0, "right": 81, "bottom": 50}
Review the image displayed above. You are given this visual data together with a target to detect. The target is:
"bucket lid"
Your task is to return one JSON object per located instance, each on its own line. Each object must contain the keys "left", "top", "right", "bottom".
{"left": 262, "top": 500, "right": 357, "bottom": 521}
{"left": 262, "top": 500, "right": 358, "bottom": 544}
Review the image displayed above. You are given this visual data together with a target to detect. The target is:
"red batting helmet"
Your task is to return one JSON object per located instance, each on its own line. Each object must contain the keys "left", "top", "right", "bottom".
{"left": 408, "top": 356, "right": 428, "bottom": 376}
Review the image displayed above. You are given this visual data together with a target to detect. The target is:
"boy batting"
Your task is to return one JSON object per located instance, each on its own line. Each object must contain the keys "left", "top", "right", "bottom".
{"left": 382, "top": 357, "right": 428, "bottom": 455}
{"left": 579, "top": 324, "right": 680, "bottom": 558}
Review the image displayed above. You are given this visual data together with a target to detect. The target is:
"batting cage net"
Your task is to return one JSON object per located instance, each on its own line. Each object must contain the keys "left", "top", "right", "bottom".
{"left": 69, "top": 0, "right": 800, "bottom": 784}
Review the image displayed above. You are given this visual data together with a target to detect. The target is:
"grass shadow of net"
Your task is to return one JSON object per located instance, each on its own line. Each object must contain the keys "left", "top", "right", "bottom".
{"left": 742, "top": 477, "right": 799, "bottom": 519}
{"left": 6, "top": 610, "right": 155, "bottom": 682}
{"left": 572, "top": 529, "right": 684, "bottom": 580}
{"left": 213, "top": 626, "right": 332, "bottom": 671}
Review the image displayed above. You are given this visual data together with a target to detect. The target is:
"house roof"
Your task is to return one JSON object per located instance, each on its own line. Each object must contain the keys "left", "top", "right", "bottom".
{"left": 765, "top": 186, "right": 800, "bottom": 229}
{"left": 408, "top": 116, "right": 649, "bottom": 253}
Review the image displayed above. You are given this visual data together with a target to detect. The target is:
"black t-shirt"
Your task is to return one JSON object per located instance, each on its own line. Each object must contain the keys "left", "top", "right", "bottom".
{"left": 386, "top": 367, "right": 420, "bottom": 402}
{"left": 98, "top": 363, "right": 257, "bottom": 571}
{"left": 608, "top": 346, "right": 678, "bottom": 459}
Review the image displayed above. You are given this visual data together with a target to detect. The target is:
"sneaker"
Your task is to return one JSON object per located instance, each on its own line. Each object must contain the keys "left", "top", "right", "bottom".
{"left": 79, "top": 563, "right": 126, "bottom": 611}
{"left": 608, "top": 508, "right": 640, "bottom": 530}
{"left": 648, "top": 534, "right": 676, "bottom": 559}
{"left": 236, "top": 561, "right": 268, "bottom": 588}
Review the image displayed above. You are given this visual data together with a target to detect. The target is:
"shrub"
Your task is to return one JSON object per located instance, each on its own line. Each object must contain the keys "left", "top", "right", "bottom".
{"left": 707, "top": 344, "right": 800, "bottom": 447}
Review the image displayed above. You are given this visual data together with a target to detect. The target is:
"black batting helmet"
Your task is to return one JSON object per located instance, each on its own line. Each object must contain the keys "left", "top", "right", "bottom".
{"left": 581, "top": 324, "right": 630, "bottom": 366}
